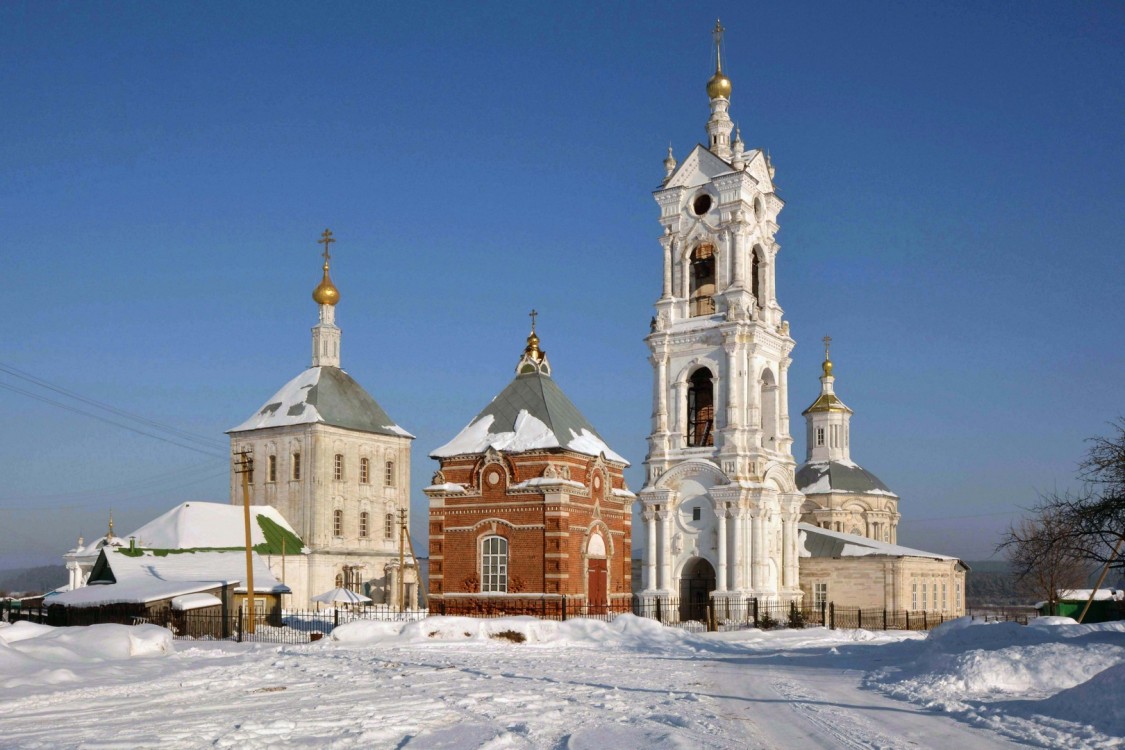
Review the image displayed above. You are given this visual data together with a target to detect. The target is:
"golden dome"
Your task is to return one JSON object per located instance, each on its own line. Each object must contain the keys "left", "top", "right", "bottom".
{"left": 823, "top": 358, "right": 833, "bottom": 377}
{"left": 707, "top": 71, "right": 732, "bottom": 100}
{"left": 313, "top": 267, "right": 340, "bottom": 306}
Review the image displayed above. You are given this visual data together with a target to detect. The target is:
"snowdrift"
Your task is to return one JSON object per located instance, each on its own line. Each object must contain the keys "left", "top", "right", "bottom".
{"left": 0, "top": 621, "right": 173, "bottom": 689}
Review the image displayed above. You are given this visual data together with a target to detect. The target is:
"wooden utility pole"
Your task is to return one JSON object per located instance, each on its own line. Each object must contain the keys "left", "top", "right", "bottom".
{"left": 398, "top": 508, "right": 407, "bottom": 612}
{"left": 235, "top": 450, "right": 256, "bottom": 635}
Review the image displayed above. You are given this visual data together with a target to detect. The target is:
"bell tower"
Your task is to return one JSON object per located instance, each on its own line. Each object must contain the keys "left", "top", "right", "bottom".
{"left": 638, "top": 22, "right": 803, "bottom": 613}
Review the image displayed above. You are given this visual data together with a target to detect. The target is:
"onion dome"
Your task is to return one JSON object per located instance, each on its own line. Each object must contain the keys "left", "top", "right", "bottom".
{"left": 312, "top": 228, "right": 340, "bottom": 306}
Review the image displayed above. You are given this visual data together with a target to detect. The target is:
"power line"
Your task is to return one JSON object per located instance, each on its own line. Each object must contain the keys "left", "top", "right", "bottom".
{"left": 0, "top": 458, "right": 227, "bottom": 505}
{"left": 0, "top": 360, "right": 227, "bottom": 452}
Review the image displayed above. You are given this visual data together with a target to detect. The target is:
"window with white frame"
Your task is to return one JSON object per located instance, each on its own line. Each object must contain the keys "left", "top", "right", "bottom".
{"left": 816, "top": 427, "right": 825, "bottom": 447}
{"left": 359, "top": 511, "right": 369, "bottom": 538}
{"left": 922, "top": 582, "right": 928, "bottom": 611}
{"left": 267, "top": 455, "right": 277, "bottom": 483}
{"left": 956, "top": 582, "right": 962, "bottom": 610}
{"left": 481, "top": 536, "right": 508, "bottom": 593}
{"left": 333, "top": 509, "right": 343, "bottom": 537}
{"left": 360, "top": 457, "right": 370, "bottom": 484}
{"left": 334, "top": 453, "right": 344, "bottom": 481}
{"left": 385, "top": 460, "right": 396, "bottom": 487}
{"left": 813, "top": 582, "right": 828, "bottom": 608}
{"left": 384, "top": 513, "right": 394, "bottom": 540}
{"left": 912, "top": 581, "right": 918, "bottom": 610}
{"left": 942, "top": 582, "right": 948, "bottom": 611}
{"left": 292, "top": 452, "right": 302, "bottom": 481}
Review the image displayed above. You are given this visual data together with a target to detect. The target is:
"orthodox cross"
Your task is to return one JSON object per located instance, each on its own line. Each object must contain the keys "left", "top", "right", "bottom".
{"left": 712, "top": 19, "right": 725, "bottom": 69}
{"left": 529, "top": 308, "right": 538, "bottom": 333}
{"left": 823, "top": 334, "right": 832, "bottom": 360}
{"left": 319, "top": 228, "right": 335, "bottom": 266}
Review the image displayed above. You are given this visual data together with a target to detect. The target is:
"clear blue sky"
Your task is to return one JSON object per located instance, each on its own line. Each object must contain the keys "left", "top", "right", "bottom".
{"left": 2, "top": 2, "right": 1122, "bottom": 569}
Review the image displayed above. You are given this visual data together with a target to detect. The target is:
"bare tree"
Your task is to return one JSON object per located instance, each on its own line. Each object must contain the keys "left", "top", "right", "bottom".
{"left": 999, "top": 508, "right": 1089, "bottom": 614}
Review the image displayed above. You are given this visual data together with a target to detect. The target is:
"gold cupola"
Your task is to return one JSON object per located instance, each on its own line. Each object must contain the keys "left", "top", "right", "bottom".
{"left": 517, "top": 309, "right": 551, "bottom": 375}
{"left": 706, "top": 19, "right": 732, "bottom": 100}
{"left": 312, "top": 228, "right": 340, "bottom": 306}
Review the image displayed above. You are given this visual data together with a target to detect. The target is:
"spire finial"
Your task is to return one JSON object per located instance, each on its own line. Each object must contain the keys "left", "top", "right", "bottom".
{"left": 523, "top": 309, "right": 544, "bottom": 362}
{"left": 529, "top": 308, "right": 538, "bottom": 334}
{"left": 313, "top": 228, "right": 340, "bottom": 306}
{"left": 107, "top": 510, "right": 114, "bottom": 540}
{"left": 712, "top": 19, "right": 725, "bottom": 73}
{"left": 822, "top": 334, "right": 834, "bottom": 377}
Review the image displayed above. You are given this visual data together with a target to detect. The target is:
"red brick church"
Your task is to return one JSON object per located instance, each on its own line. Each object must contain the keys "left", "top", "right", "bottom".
{"left": 424, "top": 322, "right": 632, "bottom": 613}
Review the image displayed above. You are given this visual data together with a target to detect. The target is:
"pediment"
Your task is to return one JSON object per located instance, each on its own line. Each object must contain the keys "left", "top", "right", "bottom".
{"left": 664, "top": 145, "right": 735, "bottom": 190}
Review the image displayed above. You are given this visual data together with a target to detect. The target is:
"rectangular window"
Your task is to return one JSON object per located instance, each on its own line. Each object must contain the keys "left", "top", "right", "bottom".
{"left": 814, "top": 582, "right": 828, "bottom": 608}
{"left": 333, "top": 509, "right": 343, "bottom": 537}
{"left": 292, "top": 452, "right": 301, "bottom": 481}
{"left": 334, "top": 453, "right": 344, "bottom": 481}
{"left": 360, "top": 457, "right": 370, "bottom": 484}
{"left": 482, "top": 536, "right": 509, "bottom": 593}
{"left": 385, "top": 513, "right": 395, "bottom": 540}
{"left": 830, "top": 424, "right": 839, "bottom": 448}
{"left": 385, "top": 460, "right": 395, "bottom": 487}
{"left": 942, "top": 582, "right": 948, "bottom": 611}
{"left": 912, "top": 581, "right": 918, "bottom": 610}
{"left": 922, "top": 582, "right": 928, "bottom": 611}
{"left": 692, "top": 507, "right": 701, "bottom": 521}
{"left": 956, "top": 582, "right": 962, "bottom": 611}
{"left": 359, "top": 512, "right": 368, "bottom": 538}
{"left": 267, "top": 455, "right": 277, "bottom": 483}
{"left": 816, "top": 427, "right": 825, "bottom": 447}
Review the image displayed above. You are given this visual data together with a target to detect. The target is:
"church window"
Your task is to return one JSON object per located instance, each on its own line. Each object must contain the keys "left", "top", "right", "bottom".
{"left": 334, "top": 453, "right": 344, "bottom": 481}
{"left": 692, "top": 506, "right": 701, "bottom": 522}
{"left": 814, "top": 582, "right": 828, "bottom": 608}
{"left": 912, "top": 581, "right": 918, "bottom": 610}
{"left": 385, "top": 460, "right": 396, "bottom": 487}
{"left": 359, "top": 511, "right": 369, "bottom": 538}
{"left": 816, "top": 427, "right": 825, "bottom": 447}
{"left": 751, "top": 247, "right": 762, "bottom": 307}
{"left": 922, "top": 582, "right": 928, "bottom": 611}
{"left": 831, "top": 425, "right": 839, "bottom": 448}
{"left": 267, "top": 455, "right": 277, "bottom": 483}
{"left": 942, "top": 582, "right": 948, "bottom": 611}
{"left": 333, "top": 509, "right": 343, "bottom": 537}
{"left": 956, "top": 582, "right": 962, "bottom": 610}
{"left": 292, "top": 452, "right": 302, "bottom": 481}
{"left": 686, "top": 368, "right": 714, "bottom": 447}
{"left": 335, "top": 573, "right": 344, "bottom": 588}
{"left": 689, "top": 244, "right": 716, "bottom": 317}
{"left": 691, "top": 193, "right": 713, "bottom": 216}
{"left": 385, "top": 513, "right": 395, "bottom": 540}
{"left": 481, "top": 536, "right": 508, "bottom": 593}
{"left": 760, "top": 368, "right": 778, "bottom": 448}
{"left": 360, "top": 458, "right": 370, "bottom": 484}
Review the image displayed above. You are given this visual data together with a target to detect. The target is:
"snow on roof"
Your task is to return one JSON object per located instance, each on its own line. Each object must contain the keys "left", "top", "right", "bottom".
{"left": 425, "top": 482, "right": 467, "bottom": 493}
{"left": 228, "top": 366, "right": 413, "bottom": 439}
{"left": 126, "top": 502, "right": 305, "bottom": 553}
{"left": 48, "top": 549, "right": 288, "bottom": 608}
{"left": 798, "top": 523, "right": 960, "bottom": 562}
{"left": 1057, "top": 589, "right": 1123, "bottom": 602}
{"left": 430, "top": 370, "right": 628, "bottom": 465}
{"left": 796, "top": 460, "right": 897, "bottom": 497}
{"left": 171, "top": 593, "right": 222, "bottom": 611}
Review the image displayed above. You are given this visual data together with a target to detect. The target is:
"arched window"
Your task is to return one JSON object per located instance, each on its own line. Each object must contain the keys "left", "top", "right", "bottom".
{"left": 689, "top": 244, "right": 716, "bottom": 317}
{"left": 333, "top": 509, "right": 343, "bottom": 537}
{"left": 760, "top": 368, "right": 778, "bottom": 448}
{"left": 335, "top": 573, "right": 344, "bottom": 588}
{"left": 359, "top": 511, "right": 369, "bottom": 538}
{"left": 751, "top": 247, "right": 763, "bottom": 308}
{"left": 385, "top": 460, "right": 396, "bottom": 487}
{"left": 334, "top": 453, "right": 344, "bottom": 481}
{"left": 384, "top": 513, "right": 395, "bottom": 540}
{"left": 686, "top": 368, "right": 714, "bottom": 447}
{"left": 481, "top": 536, "right": 508, "bottom": 593}
{"left": 359, "top": 457, "right": 370, "bottom": 484}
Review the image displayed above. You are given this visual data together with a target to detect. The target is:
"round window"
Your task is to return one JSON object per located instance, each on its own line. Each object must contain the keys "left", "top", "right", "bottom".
{"left": 692, "top": 194, "right": 712, "bottom": 216}
{"left": 488, "top": 471, "right": 500, "bottom": 486}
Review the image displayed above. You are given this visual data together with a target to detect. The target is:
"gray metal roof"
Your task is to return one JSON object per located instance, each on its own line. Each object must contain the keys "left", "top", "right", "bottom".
{"left": 798, "top": 523, "right": 961, "bottom": 562}
{"left": 229, "top": 366, "right": 412, "bottom": 439}
{"left": 796, "top": 460, "right": 896, "bottom": 496}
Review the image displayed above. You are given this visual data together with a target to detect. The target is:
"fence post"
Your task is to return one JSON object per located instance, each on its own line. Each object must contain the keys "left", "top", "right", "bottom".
{"left": 237, "top": 607, "right": 243, "bottom": 643}
{"left": 923, "top": 611, "right": 928, "bottom": 630}
{"left": 858, "top": 609, "right": 863, "bottom": 630}
{"left": 440, "top": 599, "right": 446, "bottom": 616}
{"left": 829, "top": 602, "right": 835, "bottom": 630}
{"left": 820, "top": 600, "right": 826, "bottom": 628}
{"left": 752, "top": 597, "right": 759, "bottom": 628}
{"left": 334, "top": 608, "right": 339, "bottom": 629}
{"left": 706, "top": 604, "right": 715, "bottom": 632}
{"left": 883, "top": 608, "right": 888, "bottom": 631}
{"left": 906, "top": 611, "right": 910, "bottom": 630}
{"left": 561, "top": 596, "right": 567, "bottom": 622}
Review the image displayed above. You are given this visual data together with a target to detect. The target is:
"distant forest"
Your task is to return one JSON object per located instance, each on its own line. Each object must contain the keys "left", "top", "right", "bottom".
{"left": 0, "top": 565, "right": 67, "bottom": 597}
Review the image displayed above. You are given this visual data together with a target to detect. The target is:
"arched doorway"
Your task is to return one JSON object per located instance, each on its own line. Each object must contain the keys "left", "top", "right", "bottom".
{"left": 586, "top": 533, "right": 608, "bottom": 614}
{"left": 679, "top": 557, "right": 716, "bottom": 622}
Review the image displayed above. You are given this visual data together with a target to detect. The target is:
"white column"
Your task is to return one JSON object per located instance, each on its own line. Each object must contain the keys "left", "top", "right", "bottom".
{"left": 658, "top": 509, "right": 672, "bottom": 592}
{"left": 661, "top": 235, "right": 673, "bottom": 299}
{"left": 716, "top": 508, "right": 728, "bottom": 592}
{"left": 732, "top": 508, "right": 744, "bottom": 589}
{"left": 782, "top": 514, "right": 797, "bottom": 589}
{"left": 656, "top": 354, "right": 668, "bottom": 433}
{"left": 731, "top": 219, "right": 745, "bottom": 287}
{"left": 644, "top": 510, "right": 656, "bottom": 590}
{"left": 725, "top": 344, "right": 740, "bottom": 429}
{"left": 778, "top": 357, "right": 791, "bottom": 443}
{"left": 673, "top": 380, "right": 687, "bottom": 447}
{"left": 750, "top": 511, "right": 763, "bottom": 590}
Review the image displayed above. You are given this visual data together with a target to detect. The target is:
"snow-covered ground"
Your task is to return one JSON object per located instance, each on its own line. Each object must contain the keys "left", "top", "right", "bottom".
{"left": 1, "top": 615, "right": 1122, "bottom": 749}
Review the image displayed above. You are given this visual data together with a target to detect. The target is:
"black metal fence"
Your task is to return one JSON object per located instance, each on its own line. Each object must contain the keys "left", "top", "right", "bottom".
{"left": 3, "top": 597, "right": 1011, "bottom": 644}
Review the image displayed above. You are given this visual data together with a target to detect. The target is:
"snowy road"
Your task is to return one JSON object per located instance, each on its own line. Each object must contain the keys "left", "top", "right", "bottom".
{"left": 0, "top": 617, "right": 1031, "bottom": 750}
